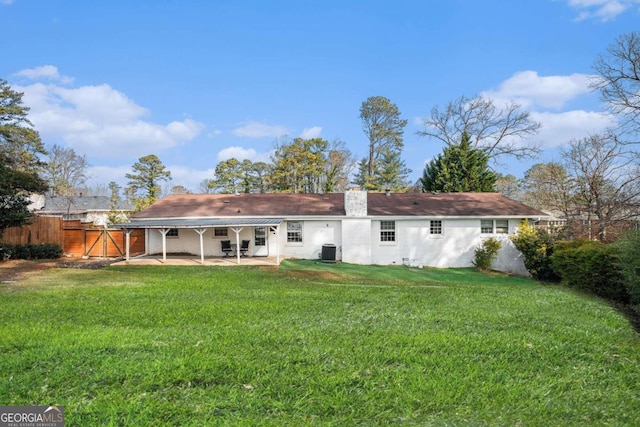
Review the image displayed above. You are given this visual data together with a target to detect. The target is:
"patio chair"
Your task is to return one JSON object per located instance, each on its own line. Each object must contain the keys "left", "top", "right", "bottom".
{"left": 239, "top": 240, "right": 250, "bottom": 257}
{"left": 221, "top": 240, "right": 233, "bottom": 257}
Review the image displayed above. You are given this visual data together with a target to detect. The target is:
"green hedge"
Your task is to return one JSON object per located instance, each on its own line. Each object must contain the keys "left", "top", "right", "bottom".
{"left": 611, "top": 232, "right": 640, "bottom": 314}
{"left": 550, "top": 240, "right": 629, "bottom": 304}
{"left": 0, "top": 243, "right": 63, "bottom": 260}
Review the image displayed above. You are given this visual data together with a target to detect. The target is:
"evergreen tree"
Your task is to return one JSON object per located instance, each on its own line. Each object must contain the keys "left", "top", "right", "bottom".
{"left": 240, "top": 159, "right": 257, "bottom": 194}
{"left": 355, "top": 96, "right": 408, "bottom": 191}
{"left": 421, "top": 132, "right": 496, "bottom": 192}
{"left": 106, "top": 181, "right": 126, "bottom": 224}
{"left": 125, "top": 154, "right": 171, "bottom": 211}
{"left": 376, "top": 146, "right": 412, "bottom": 191}
{"left": 210, "top": 158, "right": 270, "bottom": 194}
{"left": 270, "top": 138, "right": 328, "bottom": 193}
{"left": 0, "top": 79, "right": 48, "bottom": 236}
{"left": 211, "top": 158, "right": 245, "bottom": 194}
{"left": 251, "top": 161, "right": 271, "bottom": 193}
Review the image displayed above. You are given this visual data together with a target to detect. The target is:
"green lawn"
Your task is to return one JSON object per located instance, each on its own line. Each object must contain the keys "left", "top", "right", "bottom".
{"left": 1, "top": 260, "right": 639, "bottom": 426}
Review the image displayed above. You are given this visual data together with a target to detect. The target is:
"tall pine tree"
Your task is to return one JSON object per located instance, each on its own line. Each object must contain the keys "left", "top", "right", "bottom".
{"left": 125, "top": 154, "right": 171, "bottom": 211}
{"left": 355, "top": 96, "right": 409, "bottom": 191}
{"left": 421, "top": 132, "right": 496, "bottom": 193}
{"left": 0, "top": 79, "right": 48, "bottom": 237}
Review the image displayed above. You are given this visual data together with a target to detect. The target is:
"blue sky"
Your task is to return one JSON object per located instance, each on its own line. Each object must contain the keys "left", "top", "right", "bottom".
{"left": 1, "top": 0, "right": 639, "bottom": 192}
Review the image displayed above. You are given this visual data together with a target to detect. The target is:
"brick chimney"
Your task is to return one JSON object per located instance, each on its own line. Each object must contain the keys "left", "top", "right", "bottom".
{"left": 345, "top": 190, "right": 367, "bottom": 217}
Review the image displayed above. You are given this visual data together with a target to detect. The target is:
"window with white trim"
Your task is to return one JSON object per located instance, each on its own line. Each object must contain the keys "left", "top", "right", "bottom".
{"left": 213, "top": 227, "right": 228, "bottom": 238}
{"left": 495, "top": 219, "right": 509, "bottom": 234}
{"left": 380, "top": 221, "right": 396, "bottom": 242}
{"left": 481, "top": 220, "right": 510, "bottom": 234}
{"left": 166, "top": 228, "right": 179, "bottom": 238}
{"left": 255, "top": 227, "right": 266, "bottom": 246}
{"left": 430, "top": 220, "right": 443, "bottom": 235}
{"left": 287, "top": 221, "right": 303, "bottom": 243}
{"left": 481, "top": 220, "right": 494, "bottom": 234}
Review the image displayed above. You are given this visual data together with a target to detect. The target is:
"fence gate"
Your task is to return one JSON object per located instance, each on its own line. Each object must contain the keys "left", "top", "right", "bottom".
{"left": 84, "top": 229, "right": 125, "bottom": 258}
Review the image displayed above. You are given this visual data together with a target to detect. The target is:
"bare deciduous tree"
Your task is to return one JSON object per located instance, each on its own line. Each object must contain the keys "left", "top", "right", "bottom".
{"left": 521, "top": 162, "right": 575, "bottom": 219}
{"left": 43, "top": 144, "right": 89, "bottom": 196}
{"left": 418, "top": 95, "right": 541, "bottom": 163}
{"left": 591, "top": 31, "right": 640, "bottom": 134}
{"left": 562, "top": 133, "right": 640, "bottom": 241}
{"left": 324, "top": 139, "right": 355, "bottom": 193}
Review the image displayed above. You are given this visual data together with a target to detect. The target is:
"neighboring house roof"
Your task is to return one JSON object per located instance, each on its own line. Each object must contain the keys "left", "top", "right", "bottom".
{"left": 131, "top": 192, "right": 545, "bottom": 219}
{"left": 40, "top": 196, "right": 129, "bottom": 214}
{"left": 367, "top": 192, "right": 545, "bottom": 217}
{"left": 132, "top": 193, "right": 346, "bottom": 218}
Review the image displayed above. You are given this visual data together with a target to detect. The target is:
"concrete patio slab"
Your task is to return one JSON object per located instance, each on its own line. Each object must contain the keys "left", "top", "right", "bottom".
{"left": 110, "top": 255, "right": 281, "bottom": 267}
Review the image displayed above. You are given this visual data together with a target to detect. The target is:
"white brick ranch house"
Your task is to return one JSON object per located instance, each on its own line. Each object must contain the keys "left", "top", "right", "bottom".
{"left": 117, "top": 191, "right": 546, "bottom": 275}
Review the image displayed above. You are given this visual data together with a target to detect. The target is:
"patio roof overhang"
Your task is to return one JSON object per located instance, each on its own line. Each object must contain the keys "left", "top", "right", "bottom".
{"left": 114, "top": 218, "right": 284, "bottom": 265}
{"left": 115, "top": 218, "right": 284, "bottom": 229}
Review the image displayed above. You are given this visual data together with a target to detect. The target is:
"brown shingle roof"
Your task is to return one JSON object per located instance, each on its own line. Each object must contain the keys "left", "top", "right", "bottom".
{"left": 367, "top": 192, "right": 545, "bottom": 217}
{"left": 132, "top": 193, "right": 345, "bottom": 218}
{"left": 132, "top": 192, "right": 545, "bottom": 219}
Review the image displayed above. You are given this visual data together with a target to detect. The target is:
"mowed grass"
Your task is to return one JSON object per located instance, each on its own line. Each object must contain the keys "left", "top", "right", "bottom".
{"left": 1, "top": 261, "right": 640, "bottom": 426}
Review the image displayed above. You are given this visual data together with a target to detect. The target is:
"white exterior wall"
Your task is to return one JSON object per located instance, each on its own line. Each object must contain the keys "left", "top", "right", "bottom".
{"left": 342, "top": 218, "right": 372, "bottom": 264}
{"left": 147, "top": 227, "right": 257, "bottom": 256}
{"left": 141, "top": 216, "right": 529, "bottom": 275}
{"left": 370, "top": 218, "right": 529, "bottom": 275}
{"left": 280, "top": 220, "right": 342, "bottom": 261}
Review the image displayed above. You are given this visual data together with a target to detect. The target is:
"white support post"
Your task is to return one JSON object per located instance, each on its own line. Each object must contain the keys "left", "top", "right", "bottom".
{"left": 125, "top": 229, "right": 132, "bottom": 264}
{"left": 158, "top": 229, "right": 169, "bottom": 263}
{"left": 194, "top": 229, "right": 206, "bottom": 264}
{"left": 271, "top": 225, "right": 280, "bottom": 265}
{"left": 231, "top": 227, "right": 243, "bottom": 265}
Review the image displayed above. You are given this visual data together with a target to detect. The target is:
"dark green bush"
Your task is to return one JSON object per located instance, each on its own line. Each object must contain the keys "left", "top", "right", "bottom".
{"left": 611, "top": 232, "right": 640, "bottom": 314}
{"left": 550, "top": 240, "right": 629, "bottom": 303}
{"left": 11, "top": 244, "right": 32, "bottom": 259}
{"left": 0, "top": 243, "right": 63, "bottom": 260}
{"left": 510, "top": 220, "right": 561, "bottom": 281}
{"left": 0, "top": 246, "right": 12, "bottom": 260}
{"left": 473, "top": 237, "right": 502, "bottom": 271}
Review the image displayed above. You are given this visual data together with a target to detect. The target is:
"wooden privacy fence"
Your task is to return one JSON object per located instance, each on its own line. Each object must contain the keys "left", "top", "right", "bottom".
{"left": 63, "top": 220, "right": 145, "bottom": 258}
{"left": 1, "top": 215, "right": 64, "bottom": 246}
{"left": 2, "top": 217, "right": 145, "bottom": 258}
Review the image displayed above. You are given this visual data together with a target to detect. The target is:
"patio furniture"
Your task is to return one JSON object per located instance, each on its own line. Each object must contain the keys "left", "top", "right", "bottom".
{"left": 221, "top": 240, "right": 234, "bottom": 257}
{"left": 239, "top": 240, "right": 250, "bottom": 257}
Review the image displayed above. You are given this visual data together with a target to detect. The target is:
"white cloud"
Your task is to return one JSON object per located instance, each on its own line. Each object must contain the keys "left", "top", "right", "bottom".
{"left": 232, "top": 121, "right": 289, "bottom": 138}
{"left": 207, "top": 129, "right": 223, "bottom": 137}
{"left": 482, "top": 71, "right": 593, "bottom": 110}
{"left": 216, "top": 146, "right": 273, "bottom": 163}
{"left": 567, "top": 0, "right": 640, "bottom": 21}
{"left": 300, "top": 126, "right": 322, "bottom": 139}
{"left": 86, "top": 165, "right": 132, "bottom": 189}
{"left": 217, "top": 146, "right": 259, "bottom": 162}
{"left": 14, "top": 65, "right": 74, "bottom": 84}
{"left": 531, "top": 110, "right": 616, "bottom": 148}
{"left": 167, "top": 165, "right": 216, "bottom": 192}
{"left": 15, "top": 75, "right": 205, "bottom": 159}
